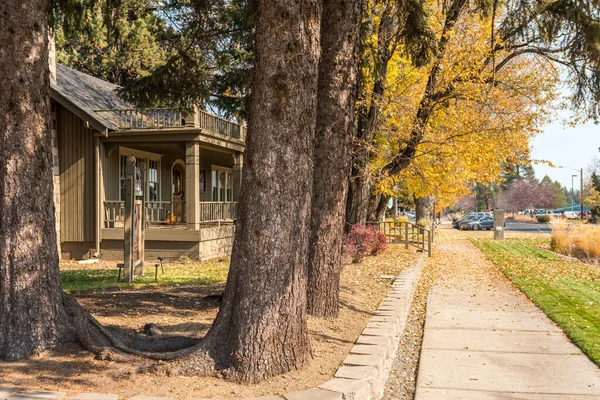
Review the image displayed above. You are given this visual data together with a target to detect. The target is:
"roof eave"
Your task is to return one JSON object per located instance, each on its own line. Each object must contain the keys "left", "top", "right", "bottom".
{"left": 50, "top": 86, "right": 112, "bottom": 136}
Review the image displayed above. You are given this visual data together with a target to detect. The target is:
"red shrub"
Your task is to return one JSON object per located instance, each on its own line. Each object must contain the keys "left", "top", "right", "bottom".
{"left": 343, "top": 224, "right": 388, "bottom": 263}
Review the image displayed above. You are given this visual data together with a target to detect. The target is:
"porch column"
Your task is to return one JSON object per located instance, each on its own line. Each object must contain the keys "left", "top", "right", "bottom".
{"left": 232, "top": 152, "right": 243, "bottom": 202}
{"left": 186, "top": 141, "right": 201, "bottom": 230}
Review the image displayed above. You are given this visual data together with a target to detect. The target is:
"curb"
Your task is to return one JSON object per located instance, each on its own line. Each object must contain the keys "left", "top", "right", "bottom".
{"left": 1, "top": 256, "right": 424, "bottom": 400}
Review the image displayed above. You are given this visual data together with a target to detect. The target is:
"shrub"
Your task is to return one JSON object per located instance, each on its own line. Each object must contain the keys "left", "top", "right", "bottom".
{"left": 591, "top": 206, "right": 600, "bottom": 223}
{"left": 551, "top": 220, "right": 600, "bottom": 258}
{"left": 343, "top": 224, "right": 388, "bottom": 263}
{"left": 537, "top": 215, "right": 551, "bottom": 223}
{"left": 394, "top": 215, "right": 409, "bottom": 223}
{"left": 416, "top": 219, "right": 432, "bottom": 228}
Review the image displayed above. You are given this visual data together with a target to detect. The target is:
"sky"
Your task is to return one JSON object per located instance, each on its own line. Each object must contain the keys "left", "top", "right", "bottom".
{"left": 531, "top": 111, "right": 600, "bottom": 190}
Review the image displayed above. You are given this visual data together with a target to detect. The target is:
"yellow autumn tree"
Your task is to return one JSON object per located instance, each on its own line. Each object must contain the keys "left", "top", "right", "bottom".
{"left": 368, "top": 5, "right": 559, "bottom": 216}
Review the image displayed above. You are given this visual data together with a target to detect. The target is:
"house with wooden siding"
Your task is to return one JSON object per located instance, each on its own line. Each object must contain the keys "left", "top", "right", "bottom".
{"left": 49, "top": 60, "right": 244, "bottom": 261}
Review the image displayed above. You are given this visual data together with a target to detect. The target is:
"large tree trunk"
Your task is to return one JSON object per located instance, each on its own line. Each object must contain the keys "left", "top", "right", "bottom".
{"left": 0, "top": 0, "right": 76, "bottom": 360}
{"left": 0, "top": 1, "right": 200, "bottom": 363}
{"left": 366, "top": 192, "right": 389, "bottom": 221}
{"left": 415, "top": 196, "right": 436, "bottom": 222}
{"left": 345, "top": 3, "right": 395, "bottom": 226}
{"left": 307, "top": 0, "right": 362, "bottom": 318}
{"left": 183, "top": 0, "right": 321, "bottom": 382}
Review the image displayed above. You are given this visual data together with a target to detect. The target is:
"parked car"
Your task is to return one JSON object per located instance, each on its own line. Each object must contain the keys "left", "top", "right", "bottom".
{"left": 453, "top": 214, "right": 476, "bottom": 229}
{"left": 536, "top": 210, "right": 560, "bottom": 218}
{"left": 459, "top": 216, "right": 495, "bottom": 231}
{"left": 562, "top": 211, "right": 578, "bottom": 219}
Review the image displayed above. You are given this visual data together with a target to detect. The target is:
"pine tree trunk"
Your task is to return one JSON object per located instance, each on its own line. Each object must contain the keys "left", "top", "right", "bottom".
{"left": 307, "top": 0, "right": 362, "bottom": 318}
{"left": 415, "top": 196, "right": 436, "bottom": 222}
{"left": 0, "top": 0, "right": 75, "bottom": 360}
{"left": 191, "top": 0, "right": 322, "bottom": 382}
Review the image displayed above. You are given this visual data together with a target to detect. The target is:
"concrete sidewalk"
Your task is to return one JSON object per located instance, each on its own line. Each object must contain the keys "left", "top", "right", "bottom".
{"left": 415, "top": 241, "right": 600, "bottom": 399}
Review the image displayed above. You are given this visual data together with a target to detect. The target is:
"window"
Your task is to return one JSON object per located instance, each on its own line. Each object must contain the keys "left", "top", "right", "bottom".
{"left": 118, "top": 147, "right": 161, "bottom": 202}
{"left": 211, "top": 166, "right": 232, "bottom": 202}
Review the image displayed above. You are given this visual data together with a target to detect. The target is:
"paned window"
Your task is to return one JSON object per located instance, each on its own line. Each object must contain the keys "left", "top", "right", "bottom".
{"left": 119, "top": 147, "right": 161, "bottom": 202}
{"left": 211, "top": 166, "right": 232, "bottom": 202}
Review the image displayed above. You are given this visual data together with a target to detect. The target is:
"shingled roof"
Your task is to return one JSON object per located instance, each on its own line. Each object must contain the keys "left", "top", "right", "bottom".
{"left": 50, "top": 64, "right": 133, "bottom": 132}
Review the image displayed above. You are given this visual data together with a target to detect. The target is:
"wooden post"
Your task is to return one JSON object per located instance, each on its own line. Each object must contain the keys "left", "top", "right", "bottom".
{"left": 123, "top": 156, "right": 135, "bottom": 283}
{"left": 135, "top": 161, "right": 146, "bottom": 276}
{"left": 233, "top": 152, "right": 243, "bottom": 203}
{"left": 427, "top": 229, "right": 432, "bottom": 257}
{"left": 185, "top": 141, "right": 201, "bottom": 230}
{"left": 404, "top": 222, "right": 409, "bottom": 249}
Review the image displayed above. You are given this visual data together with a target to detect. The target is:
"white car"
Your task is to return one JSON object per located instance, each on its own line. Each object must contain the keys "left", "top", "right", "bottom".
{"left": 562, "top": 211, "right": 579, "bottom": 219}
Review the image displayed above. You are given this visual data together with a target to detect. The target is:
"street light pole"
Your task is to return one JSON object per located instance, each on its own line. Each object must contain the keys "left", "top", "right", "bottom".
{"left": 581, "top": 167, "right": 584, "bottom": 221}
{"left": 571, "top": 174, "right": 577, "bottom": 212}
{"left": 559, "top": 165, "right": 584, "bottom": 221}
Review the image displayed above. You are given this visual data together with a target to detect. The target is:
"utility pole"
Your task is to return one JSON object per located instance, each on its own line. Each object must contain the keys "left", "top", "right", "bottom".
{"left": 581, "top": 167, "right": 584, "bottom": 221}
{"left": 571, "top": 174, "right": 577, "bottom": 212}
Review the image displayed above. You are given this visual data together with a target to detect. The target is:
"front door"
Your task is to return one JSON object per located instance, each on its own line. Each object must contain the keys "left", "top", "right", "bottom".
{"left": 172, "top": 164, "right": 185, "bottom": 222}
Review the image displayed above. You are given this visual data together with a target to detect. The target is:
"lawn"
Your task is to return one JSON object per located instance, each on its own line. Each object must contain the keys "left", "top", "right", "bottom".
{"left": 473, "top": 238, "right": 600, "bottom": 366}
{"left": 60, "top": 259, "right": 230, "bottom": 292}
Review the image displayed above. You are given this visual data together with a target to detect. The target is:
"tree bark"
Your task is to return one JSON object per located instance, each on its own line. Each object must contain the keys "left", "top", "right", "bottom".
{"left": 366, "top": 193, "right": 390, "bottom": 222}
{"left": 307, "top": 0, "right": 362, "bottom": 318}
{"left": 345, "top": 2, "right": 396, "bottom": 226}
{"left": 415, "top": 196, "right": 436, "bottom": 222}
{"left": 181, "top": 0, "right": 321, "bottom": 382}
{"left": 0, "top": 0, "right": 76, "bottom": 360}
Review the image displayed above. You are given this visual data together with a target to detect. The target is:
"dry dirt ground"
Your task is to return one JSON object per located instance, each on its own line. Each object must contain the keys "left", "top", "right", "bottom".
{"left": 0, "top": 246, "right": 421, "bottom": 399}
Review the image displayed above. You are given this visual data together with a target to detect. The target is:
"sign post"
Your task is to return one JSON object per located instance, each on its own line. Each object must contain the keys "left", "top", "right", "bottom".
{"left": 494, "top": 209, "right": 505, "bottom": 240}
{"left": 124, "top": 156, "right": 145, "bottom": 283}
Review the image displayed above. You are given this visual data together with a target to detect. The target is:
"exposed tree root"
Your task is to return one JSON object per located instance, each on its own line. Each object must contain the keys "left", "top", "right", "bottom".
{"left": 61, "top": 292, "right": 207, "bottom": 363}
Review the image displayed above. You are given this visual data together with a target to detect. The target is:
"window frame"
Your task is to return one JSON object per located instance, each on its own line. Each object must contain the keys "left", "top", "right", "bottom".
{"left": 211, "top": 165, "right": 233, "bottom": 202}
{"left": 118, "top": 146, "right": 162, "bottom": 202}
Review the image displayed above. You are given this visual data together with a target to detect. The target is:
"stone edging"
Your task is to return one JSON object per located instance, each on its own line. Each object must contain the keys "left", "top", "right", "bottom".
{"left": 0, "top": 256, "right": 424, "bottom": 400}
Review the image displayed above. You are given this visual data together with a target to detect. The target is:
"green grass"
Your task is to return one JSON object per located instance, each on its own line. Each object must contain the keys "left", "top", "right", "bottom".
{"left": 60, "top": 259, "right": 229, "bottom": 293}
{"left": 473, "top": 238, "right": 600, "bottom": 366}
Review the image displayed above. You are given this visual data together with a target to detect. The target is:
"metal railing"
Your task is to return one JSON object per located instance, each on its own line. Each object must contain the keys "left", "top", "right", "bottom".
{"left": 367, "top": 220, "right": 433, "bottom": 257}
{"left": 199, "top": 201, "right": 238, "bottom": 222}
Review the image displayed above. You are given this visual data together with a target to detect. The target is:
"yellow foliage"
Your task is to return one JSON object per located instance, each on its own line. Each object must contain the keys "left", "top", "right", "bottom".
{"left": 368, "top": 3, "right": 559, "bottom": 206}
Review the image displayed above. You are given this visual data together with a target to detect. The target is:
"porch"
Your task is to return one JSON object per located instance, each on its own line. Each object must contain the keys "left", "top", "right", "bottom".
{"left": 103, "top": 200, "right": 239, "bottom": 228}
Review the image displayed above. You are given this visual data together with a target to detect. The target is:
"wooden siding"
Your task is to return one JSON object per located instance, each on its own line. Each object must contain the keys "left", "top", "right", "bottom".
{"left": 58, "top": 105, "right": 97, "bottom": 242}
{"left": 103, "top": 145, "right": 120, "bottom": 201}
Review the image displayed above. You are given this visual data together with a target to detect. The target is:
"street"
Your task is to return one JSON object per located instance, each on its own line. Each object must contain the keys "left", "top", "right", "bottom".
{"left": 505, "top": 220, "right": 552, "bottom": 234}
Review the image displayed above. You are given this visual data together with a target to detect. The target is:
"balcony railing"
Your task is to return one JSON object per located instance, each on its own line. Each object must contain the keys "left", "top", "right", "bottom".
{"left": 103, "top": 200, "right": 238, "bottom": 228}
{"left": 95, "top": 107, "right": 246, "bottom": 141}
{"left": 199, "top": 202, "right": 238, "bottom": 223}
{"left": 196, "top": 110, "right": 246, "bottom": 141}
{"left": 96, "top": 109, "right": 184, "bottom": 130}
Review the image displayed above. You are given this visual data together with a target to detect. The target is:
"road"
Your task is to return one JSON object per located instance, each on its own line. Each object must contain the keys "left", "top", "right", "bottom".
{"left": 504, "top": 221, "right": 552, "bottom": 234}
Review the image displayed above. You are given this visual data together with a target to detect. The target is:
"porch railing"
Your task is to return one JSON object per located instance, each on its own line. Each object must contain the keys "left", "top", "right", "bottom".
{"left": 104, "top": 200, "right": 238, "bottom": 227}
{"left": 146, "top": 201, "right": 186, "bottom": 224}
{"left": 199, "top": 202, "right": 238, "bottom": 222}
{"left": 366, "top": 220, "right": 433, "bottom": 257}
{"left": 104, "top": 200, "right": 125, "bottom": 228}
